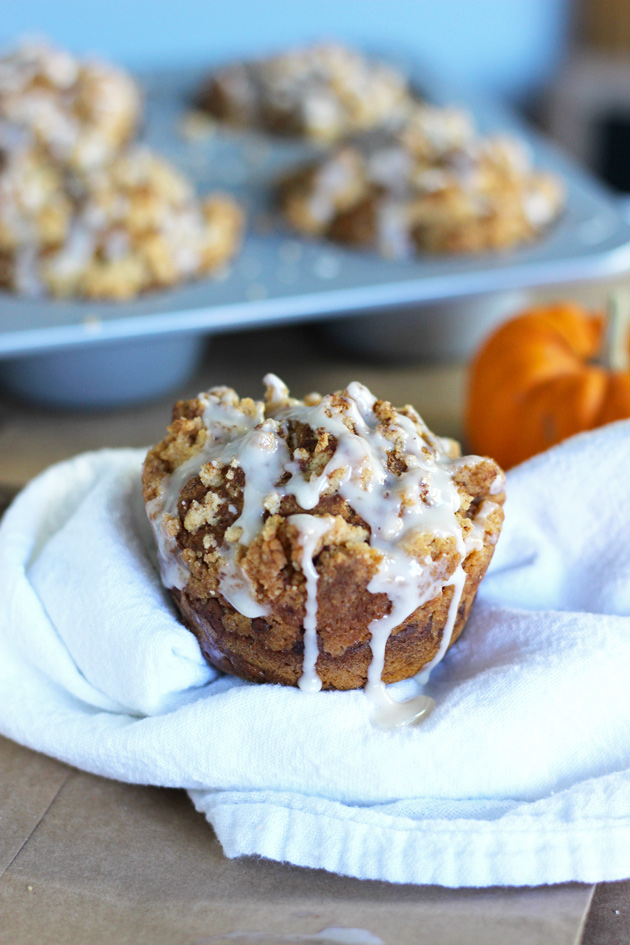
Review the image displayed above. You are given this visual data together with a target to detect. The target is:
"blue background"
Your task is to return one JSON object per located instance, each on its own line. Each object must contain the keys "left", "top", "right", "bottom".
{"left": 1, "top": 0, "right": 572, "bottom": 102}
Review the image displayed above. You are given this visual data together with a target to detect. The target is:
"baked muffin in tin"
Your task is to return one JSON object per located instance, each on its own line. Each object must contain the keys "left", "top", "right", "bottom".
{"left": 279, "top": 107, "right": 564, "bottom": 256}
{"left": 0, "top": 144, "right": 243, "bottom": 299}
{"left": 0, "top": 38, "right": 141, "bottom": 172}
{"left": 197, "top": 42, "right": 411, "bottom": 143}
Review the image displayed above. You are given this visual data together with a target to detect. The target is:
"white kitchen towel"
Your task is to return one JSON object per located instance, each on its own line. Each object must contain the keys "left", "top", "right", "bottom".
{"left": 1, "top": 422, "right": 630, "bottom": 887}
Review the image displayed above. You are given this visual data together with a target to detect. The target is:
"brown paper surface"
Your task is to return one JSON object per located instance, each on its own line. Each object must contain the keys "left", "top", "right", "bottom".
{"left": 0, "top": 738, "right": 594, "bottom": 945}
{"left": 0, "top": 738, "right": 70, "bottom": 877}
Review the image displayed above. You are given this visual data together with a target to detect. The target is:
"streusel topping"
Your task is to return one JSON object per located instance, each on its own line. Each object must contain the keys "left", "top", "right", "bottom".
{"left": 0, "top": 38, "right": 140, "bottom": 172}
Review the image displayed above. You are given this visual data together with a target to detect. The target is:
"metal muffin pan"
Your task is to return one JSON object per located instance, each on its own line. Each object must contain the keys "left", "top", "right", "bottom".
{"left": 1, "top": 60, "right": 630, "bottom": 405}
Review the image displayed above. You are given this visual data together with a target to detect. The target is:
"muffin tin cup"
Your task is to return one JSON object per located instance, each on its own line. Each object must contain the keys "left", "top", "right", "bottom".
{"left": 322, "top": 290, "right": 528, "bottom": 362}
{"left": 0, "top": 334, "right": 208, "bottom": 409}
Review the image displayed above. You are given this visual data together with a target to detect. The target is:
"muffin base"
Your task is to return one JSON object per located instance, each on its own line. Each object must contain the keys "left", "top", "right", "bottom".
{"left": 171, "top": 545, "right": 488, "bottom": 690}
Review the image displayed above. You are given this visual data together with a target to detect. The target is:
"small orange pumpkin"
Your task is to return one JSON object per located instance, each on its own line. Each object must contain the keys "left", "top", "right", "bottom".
{"left": 466, "top": 299, "right": 630, "bottom": 469}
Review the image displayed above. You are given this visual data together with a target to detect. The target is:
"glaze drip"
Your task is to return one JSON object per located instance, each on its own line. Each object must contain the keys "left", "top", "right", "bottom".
{"left": 290, "top": 513, "right": 335, "bottom": 693}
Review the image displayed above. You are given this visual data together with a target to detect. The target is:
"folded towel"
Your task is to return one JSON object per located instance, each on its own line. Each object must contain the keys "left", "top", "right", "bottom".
{"left": 1, "top": 421, "right": 630, "bottom": 887}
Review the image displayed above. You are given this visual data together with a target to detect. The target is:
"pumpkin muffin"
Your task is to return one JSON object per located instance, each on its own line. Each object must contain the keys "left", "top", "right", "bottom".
{"left": 0, "top": 144, "right": 244, "bottom": 299}
{"left": 142, "top": 375, "right": 505, "bottom": 694}
{"left": 279, "top": 105, "right": 564, "bottom": 256}
{"left": 0, "top": 38, "right": 141, "bottom": 172}
{"left": 197, "top": 42, "right": 411, "bottom": 142}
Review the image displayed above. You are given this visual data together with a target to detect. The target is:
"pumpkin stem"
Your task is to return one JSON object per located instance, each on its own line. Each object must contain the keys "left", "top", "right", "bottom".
{"left": 601, "top": 291, "right": 630, "bottom": 372}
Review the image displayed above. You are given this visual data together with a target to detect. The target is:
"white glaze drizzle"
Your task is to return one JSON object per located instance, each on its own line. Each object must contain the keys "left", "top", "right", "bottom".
{"left": 465, "top": 497, "right": 502, "bottom": 554}
{"left": 146, "top": 388, "right": 267, "bottom": 597}
{"left": 204, "top": 928, "right": 384, "bottom": 945}
{"left": 289, "top": 513, "right": 335, "bottom": 693}
{"left": 147, "top": 375, "right": 498, "bottom": 729}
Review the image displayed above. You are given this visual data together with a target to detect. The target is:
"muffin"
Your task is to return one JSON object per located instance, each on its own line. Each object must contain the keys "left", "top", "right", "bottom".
{"left": 279, "top": 105, "right": 564, "bottom": 256}
{"left": 197, "top": 43, "right": 411, "bottom": 142}
{"left": 142, "top": 376, "right": 505, "bottom": 696}
{"left": 0, "top": 38, "right": 141, "bottom": 172}
{"left": 0, "top": 144, "right": 244, "bottom": 299}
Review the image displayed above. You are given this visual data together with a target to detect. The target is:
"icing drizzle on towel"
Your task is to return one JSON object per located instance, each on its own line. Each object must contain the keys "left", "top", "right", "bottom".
{"left": 147, "top": 375, "right": 500, "bottom": 729}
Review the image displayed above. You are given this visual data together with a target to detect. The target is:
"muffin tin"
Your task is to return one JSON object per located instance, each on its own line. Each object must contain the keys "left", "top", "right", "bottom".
{"left": 1, "top": 59, "right": 629, "bottom": 406}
